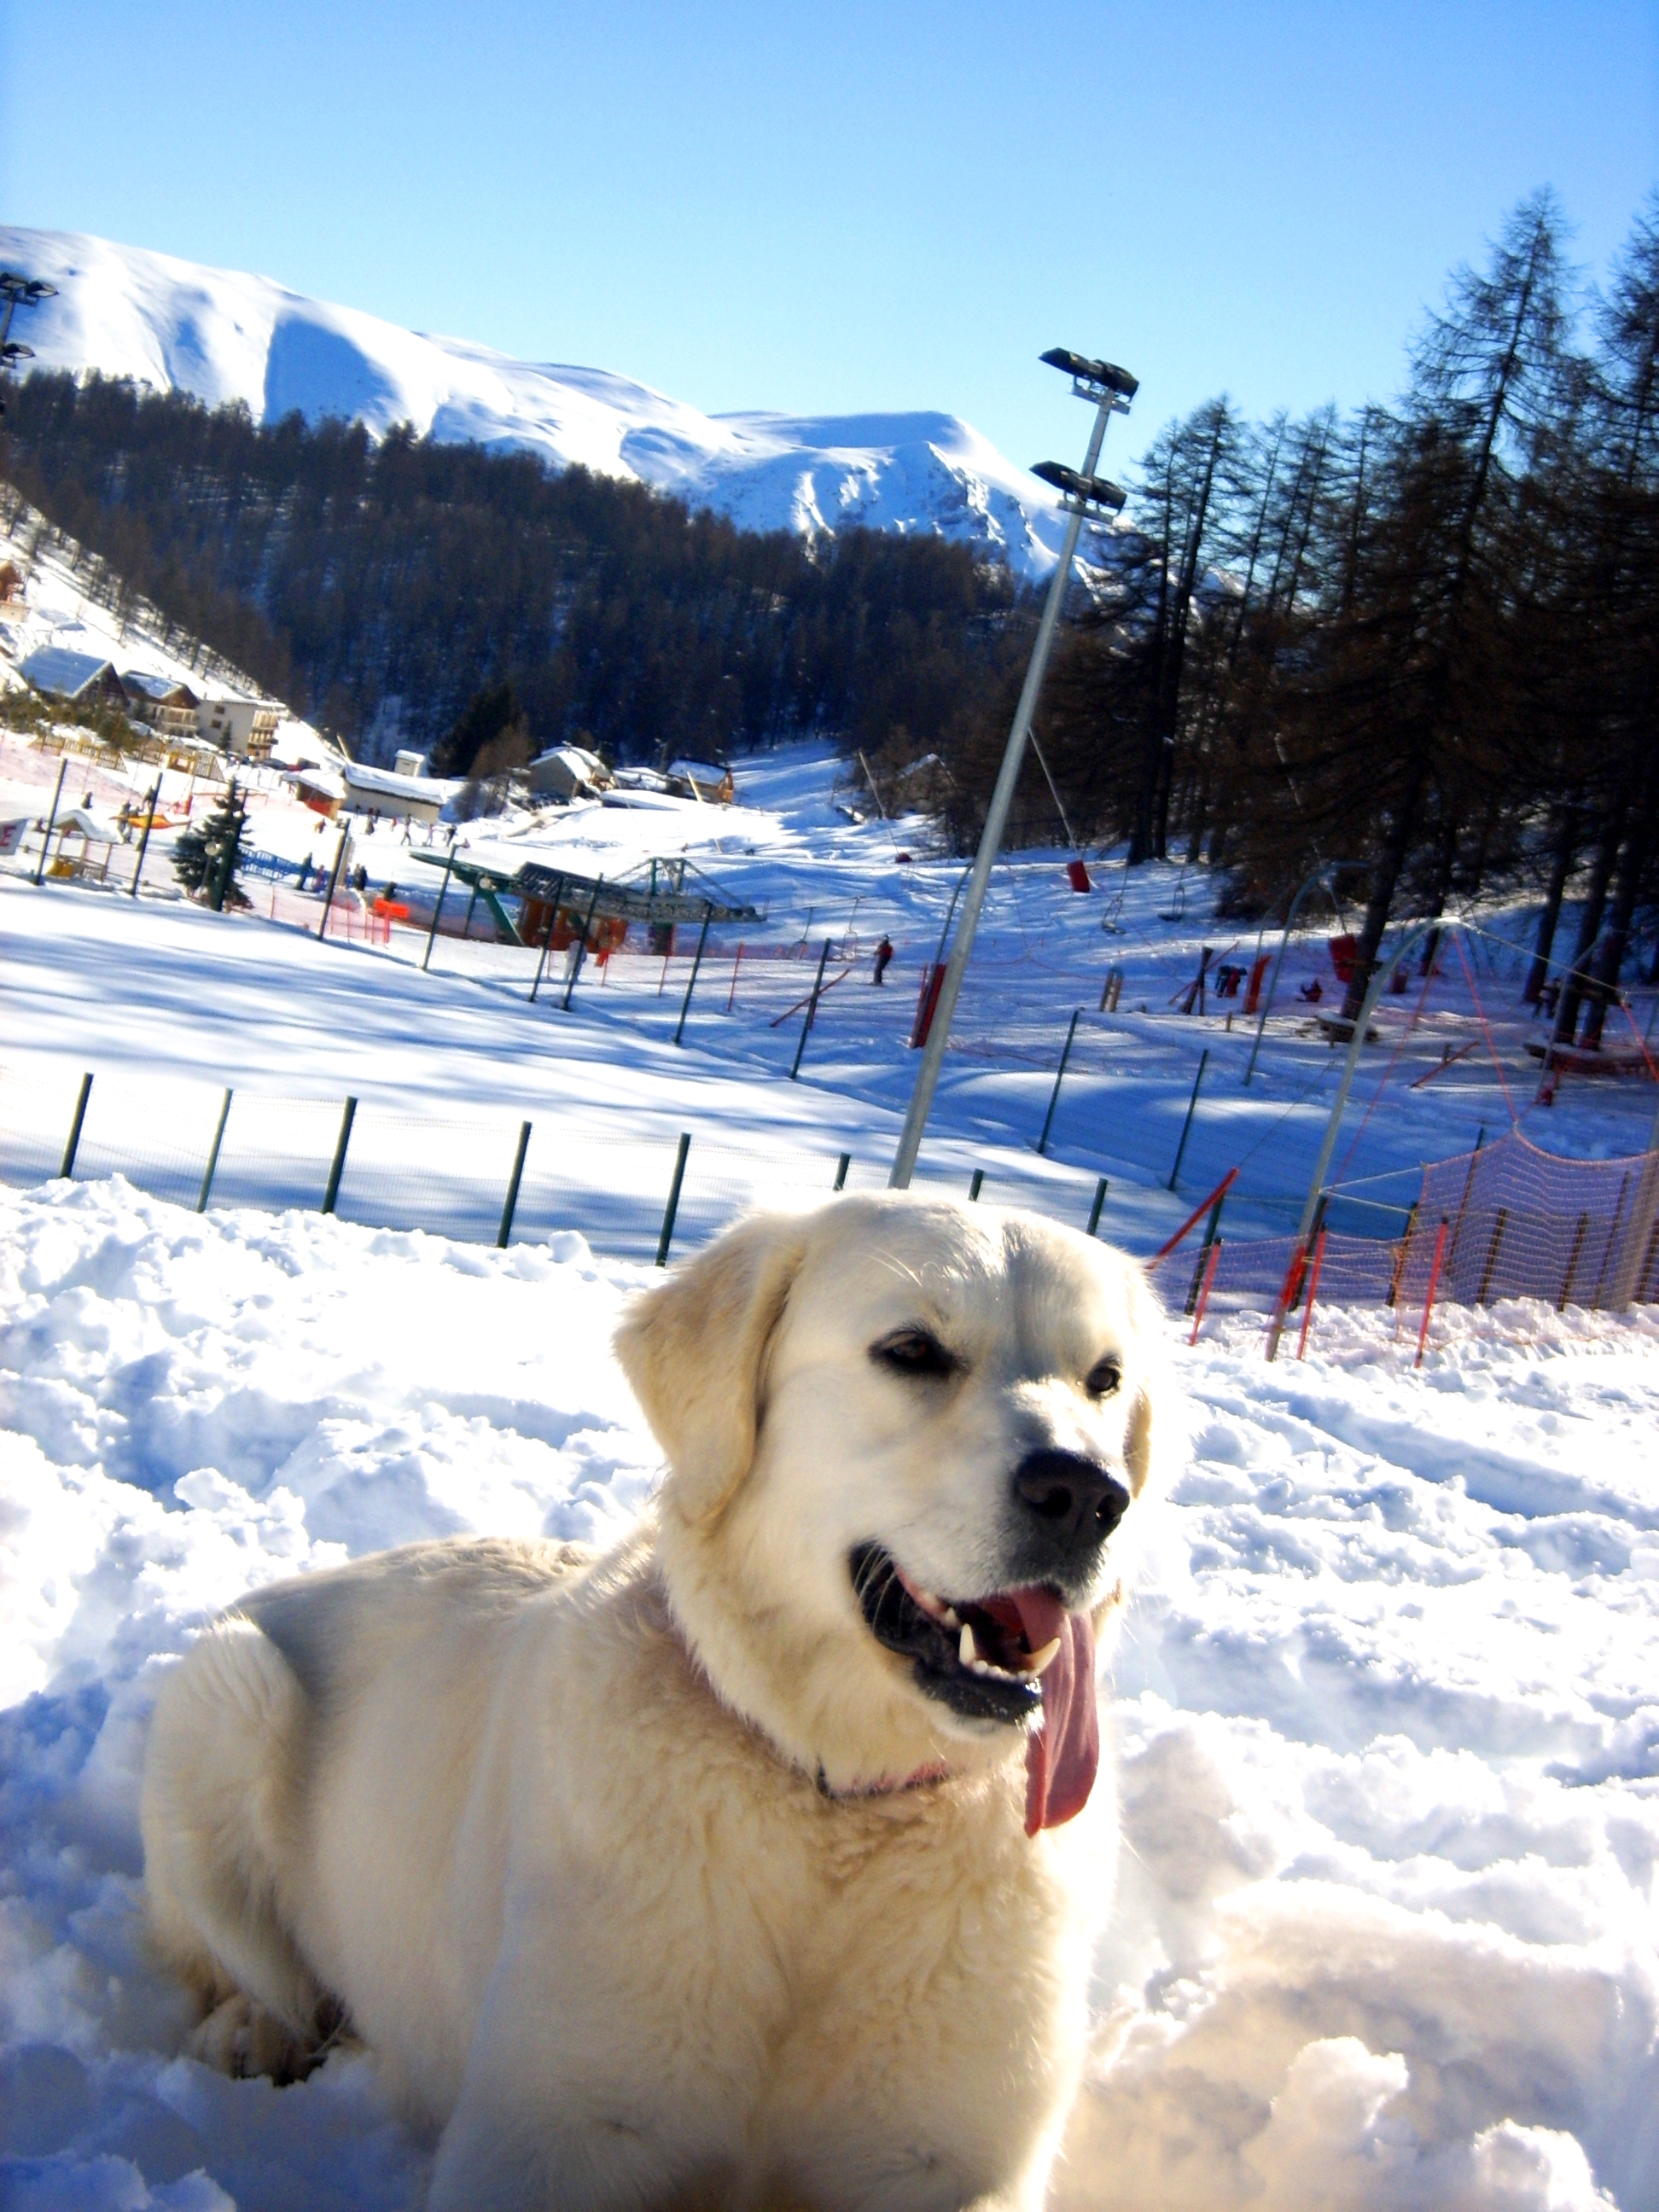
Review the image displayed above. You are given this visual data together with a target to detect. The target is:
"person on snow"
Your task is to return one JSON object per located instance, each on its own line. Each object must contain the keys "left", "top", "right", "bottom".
{"left": 872, "top": 935, "right": 894, "bottom": 986}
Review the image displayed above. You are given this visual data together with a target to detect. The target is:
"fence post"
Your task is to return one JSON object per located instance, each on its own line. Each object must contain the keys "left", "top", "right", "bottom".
{"left": 727, "top": 944, "right": 745, "bottom": 1012}
{"left": 322, "top": 1097, "right": 357, "bottom": 1214}
{"left": 1296, "top": 1226, "right": 1329, "bottom": 1359}
{"left": 1086, "top": 1176, "right": 1109, "bottom": 1237}
{"left": 790, "top": 941, "right": 832, "bottom": 1080}
{"left": 422, "top": 846, "right": 457, "bottom": 972}
{"left": 833, "top": 1151, "right": 851, "bottom": 1193}
{"left": 655, "top": 1132, "right": 691, "bottom": 1266}
{"left": 33, "top": 758, "right": 67, "bottom": 887}
{"left": 130, "top": 780, "right": 161, "bottom": 896}
{"left": 673, "top": 904, "right": 713, "bottom": 1047}
{"left": 1185, "top": 1187, "right": 1229, "bottom": 1313}
{"left": 1167, "top": 1049, "right": 1209, "bottom": 1191}
{"left": 1190, "top": 1238, "right": 1222, "bottom": 1346}
{"left": 562, "top": 878, "right": 605, "bottom": 1010}
{"left": 197, "top": 1087, "right": 233, "bottom": 1212}
{"left": 968, "top": 1168, "right": 985, "bottom": 1202}
{"left": 498, "top": 1121, "right": 532, "bottom": 1249}
{"left": 1476, "top": 1206, "right": 1510, "bottom": 1306}
{"left": 318, "top": 824, "right": 351, "bottom": 942}
{"left": 60, "top": 1071, "right": 93, "bottom": 1179}
{"left": 1557, "top": 1211, "right": 1590, "bottom": 1312}
{"left": 1416, "top": 1218, "right": 1449, "bottom": 1367}
{"left": 1037, "top": 1010, "right": 1081, "bottom": 1156}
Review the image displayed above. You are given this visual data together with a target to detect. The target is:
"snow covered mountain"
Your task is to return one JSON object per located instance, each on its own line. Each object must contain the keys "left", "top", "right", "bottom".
{"left": 1, "top": 228, "right": 1078, "bottom": 579}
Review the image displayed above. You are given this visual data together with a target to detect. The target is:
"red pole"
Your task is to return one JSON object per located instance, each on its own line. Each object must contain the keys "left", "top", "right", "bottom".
{"left": 1265, "top": 1240, "right": 1308, "bottom": 1362}
{"left": 1190, "top": 1239, "right": 1222, "bottom": 1346}
{"left": 1415, "top": 1219, "right": 1449, "bottom": 1369}
{"left": 1154, "top": 1167, "right": 1241, "bottom": 1261}
{"left": 727, "top": 943, "right": 744, "bottom": 1012}
{"left": 1296, "top": 1227, "right": 1329, "bottom": 1360}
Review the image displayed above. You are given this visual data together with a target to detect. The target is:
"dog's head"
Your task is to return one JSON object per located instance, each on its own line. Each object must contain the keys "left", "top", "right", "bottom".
{"left": 616, "top": 1192, "right": 1173, "bottom": 1833}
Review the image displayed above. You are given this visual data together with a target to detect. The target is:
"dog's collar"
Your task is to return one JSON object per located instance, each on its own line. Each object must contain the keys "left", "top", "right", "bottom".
{"left": 816, "top": 1761, "right": 953, "bottom": 1802}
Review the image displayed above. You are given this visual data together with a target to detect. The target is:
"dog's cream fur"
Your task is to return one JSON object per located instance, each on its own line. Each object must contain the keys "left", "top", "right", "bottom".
{"left": 141, "top": 1192, "right": 1172, "bottom": 2210}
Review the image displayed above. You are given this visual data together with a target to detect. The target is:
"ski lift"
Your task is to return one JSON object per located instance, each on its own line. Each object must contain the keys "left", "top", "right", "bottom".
{"left": 1099, "top": 885, "right": 1126, "bottom": 934}
{"left": 1160, "top": 872, "right": 1188, "bottom": 923}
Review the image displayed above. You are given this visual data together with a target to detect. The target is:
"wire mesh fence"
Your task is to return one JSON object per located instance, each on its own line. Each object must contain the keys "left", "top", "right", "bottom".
{"left": 5, "top": 1064, "right": 1654, "bottom": 1367}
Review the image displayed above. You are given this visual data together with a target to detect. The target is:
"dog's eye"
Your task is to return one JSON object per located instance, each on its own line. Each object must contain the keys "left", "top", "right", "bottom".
{"left": 870, "top": 1330, "right": 959, "bottom": 1380}
{"left": 1086, "top": 1357, "right": 1122, "bottom": 1399}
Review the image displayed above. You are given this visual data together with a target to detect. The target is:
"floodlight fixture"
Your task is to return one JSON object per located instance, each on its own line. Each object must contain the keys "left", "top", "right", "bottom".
{"left": 1028, "top": 458, "right": 1126, "bottom": 513}
{"left": 0, "top": 274, "right": 57, "bottom": 306}
{"left": 1, "top": 343, "right": 33, "bottom": 367}
{"left": 1040, "top": 346, "right": 1138, "bottom": 407}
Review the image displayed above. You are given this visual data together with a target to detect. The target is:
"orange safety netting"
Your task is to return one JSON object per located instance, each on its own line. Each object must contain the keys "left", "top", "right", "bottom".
{"left": 1151, "top": 1126, "right": 1659, "bottom": 1316}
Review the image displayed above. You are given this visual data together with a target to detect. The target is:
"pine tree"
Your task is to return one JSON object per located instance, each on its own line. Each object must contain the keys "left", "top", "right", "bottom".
{"left": 172, "top": 779, "right": 248, "bottom": 911}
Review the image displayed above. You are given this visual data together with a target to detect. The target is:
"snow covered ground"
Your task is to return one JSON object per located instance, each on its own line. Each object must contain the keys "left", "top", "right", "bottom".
{"left": 3, "top": 730, "right": 1658, "bottom": 2208}
{"left": 3, "top": 1180, "right": 1656, "bottom": 2209}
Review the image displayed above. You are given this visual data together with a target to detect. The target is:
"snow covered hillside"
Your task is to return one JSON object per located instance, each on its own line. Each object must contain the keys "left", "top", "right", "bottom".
{"left": 0, "top": 228, "right": 1079, "bottom": 579}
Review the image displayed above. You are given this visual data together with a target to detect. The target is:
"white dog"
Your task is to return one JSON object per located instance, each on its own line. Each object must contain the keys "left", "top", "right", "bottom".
{"left": 141, "top": 1192, "right": 1172, "bottom": 2210}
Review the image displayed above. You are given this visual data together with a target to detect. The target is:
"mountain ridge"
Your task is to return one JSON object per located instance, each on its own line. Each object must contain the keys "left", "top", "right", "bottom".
{"left": 0, "top": 227, "right": 1078, "bottom": 579}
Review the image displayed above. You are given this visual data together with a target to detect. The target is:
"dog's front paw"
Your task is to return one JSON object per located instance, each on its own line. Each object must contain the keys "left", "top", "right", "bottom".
{"left": 187, "top": 1991, "right": 346, "bottom": 2085}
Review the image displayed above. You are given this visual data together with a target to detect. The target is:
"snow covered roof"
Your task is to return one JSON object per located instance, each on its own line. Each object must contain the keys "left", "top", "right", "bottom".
{"left": 344, "top": 760, "right": 463, "bottom": 805}
{"left": 18, "top": 646, "right": 125, "bottom": 702}
{"left": 122, "top": 670, "right": 200, "bottom": 705}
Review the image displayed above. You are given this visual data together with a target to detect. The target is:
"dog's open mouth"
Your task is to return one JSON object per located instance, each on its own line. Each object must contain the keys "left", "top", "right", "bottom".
{"left": 849, "top": 1542, "right": 1100, "bottom": 1834}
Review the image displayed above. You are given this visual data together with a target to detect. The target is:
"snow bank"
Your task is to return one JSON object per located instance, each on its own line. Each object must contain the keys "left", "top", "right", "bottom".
{"left": 3, "top": 1180, "right": 1656, "bottom": 2209}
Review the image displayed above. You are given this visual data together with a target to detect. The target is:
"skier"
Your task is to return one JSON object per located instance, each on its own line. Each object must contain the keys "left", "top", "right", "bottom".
{"left": 872, "top": 935, "right": 894, "bottom": 986}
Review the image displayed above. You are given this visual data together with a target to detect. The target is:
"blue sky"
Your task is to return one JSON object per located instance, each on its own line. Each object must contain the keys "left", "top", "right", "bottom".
{"left": 3, "top": 2, "right": 1654, "bottom": 474}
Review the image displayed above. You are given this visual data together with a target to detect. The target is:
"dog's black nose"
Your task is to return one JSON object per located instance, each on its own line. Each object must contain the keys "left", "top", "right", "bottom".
{"left": 1011, "top": 1450, "right": 1130, "bottom": 1562}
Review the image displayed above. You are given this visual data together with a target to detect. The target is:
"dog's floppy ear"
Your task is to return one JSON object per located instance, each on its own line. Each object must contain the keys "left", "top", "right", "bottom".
{"left": 1121, "top": 1259, "right": 1174, "bottom": 1499}
{"left": 615, "top": 1208, "right": 812, "bottom": 1522}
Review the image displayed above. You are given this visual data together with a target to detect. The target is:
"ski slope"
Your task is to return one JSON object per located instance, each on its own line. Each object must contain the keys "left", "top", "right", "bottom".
{"left": 0, "top": 227, "right": 1083, "bottom": 580}
{"left": 2, "top": 741, "right": 1657, "bottom": 2210}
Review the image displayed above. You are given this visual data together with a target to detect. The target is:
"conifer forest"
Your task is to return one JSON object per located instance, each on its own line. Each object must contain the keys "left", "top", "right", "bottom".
{"left": 3, "top": 192, "right": 1655, "bottom": 1033}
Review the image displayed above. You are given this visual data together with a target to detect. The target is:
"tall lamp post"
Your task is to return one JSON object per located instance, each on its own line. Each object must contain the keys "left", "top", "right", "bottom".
{"left": 888, "top": 347, "right": 1136, "bottom": 1189}
{"left": 0, "top": 272, "right": 58, "bottom": 414}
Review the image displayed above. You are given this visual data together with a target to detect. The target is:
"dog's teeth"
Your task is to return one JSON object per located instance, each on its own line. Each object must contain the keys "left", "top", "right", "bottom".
{"left": 940, "top": 1606, "right": 961, "bottom": 1629}
{"left": 1026, "top": 1637, "right": 1063, "bottom": 1676}
{"left": 959, "top": 1623, "right": 977, "bottom": 1668}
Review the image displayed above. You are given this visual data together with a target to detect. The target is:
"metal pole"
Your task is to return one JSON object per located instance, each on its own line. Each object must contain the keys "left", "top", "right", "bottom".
{"left": 498, "top": 1121, "right": 532, "bottom": 1248}
{"left": 1167, "top": 1049, "right": 1209, "bottom": 1191}
{"left": 421, "top": 845, "right": 457, "bottom": 971}
{"left": 197, "top": 1086, "right": 232, "bottom": 1211}
{"left": 833, "top": 1151, "right": 851, "bottom": 1192}
{"left": 1293, "top": 922, "right": 1433, "bottom": 1242}
{"left": 1037, "top": 1009, "right": 1081, "bottom": 1155}
{"left": 129, "top": 780, "right": 161, "bottom": 896}
{"left": 1086, "top": 1176, "right": 1109, "bottom": 1237}
{"left": 791, "top": 940, "right": 832, "bottom": 1080}
{"left": 655, "top": 1132, "right": 691, "bottom": 1266}
{"left": 528, "top": 878, "right": 564, "bottom": 1002}
{"left": 322, "top": 1096, "right": 357, "bottom": 1214}
{"left": 890, "top": 392, "right": 1120, "bottom": 1187}
{"left": 318, "top": 822, "right": 351, "bottom": 942}
{"left": 1243, "top": 863, "right": 1363, "bottom": 1086}
{"left": 60, "top": 1072, "right": 92, "bottom": 1179}
{"left": 32, "top": 757, "right": 67, "bottom": 886}
{"left": 968, "top": 1168, "right": 985, "bottom": 1201}
{"left": 673, "top": 905, "right": 713, "bottom": 1046}
{"left": 562, "top": 878, "right": 605, "bottom": 1010}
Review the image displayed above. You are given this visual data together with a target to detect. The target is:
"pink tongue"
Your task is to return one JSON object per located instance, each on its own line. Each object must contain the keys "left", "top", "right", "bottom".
{"left": 1010, "top": 1587, "right": 1099, "bottom": 1837}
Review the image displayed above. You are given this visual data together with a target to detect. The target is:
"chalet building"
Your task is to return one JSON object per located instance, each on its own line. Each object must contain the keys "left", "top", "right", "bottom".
{"left": 666, "top": 758, "right": 735, "bottom": 805}
{"left": 123, "top": 672, "right": 202, "bottom": 740}
{"left": 528, "top": 744, "right": 611, "bottom": 800}
{"left": 18, "top": 646, "right": 131, "bottom": 713}
{"left": 198, "top": 696, "right": 283, "bottom": 762}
